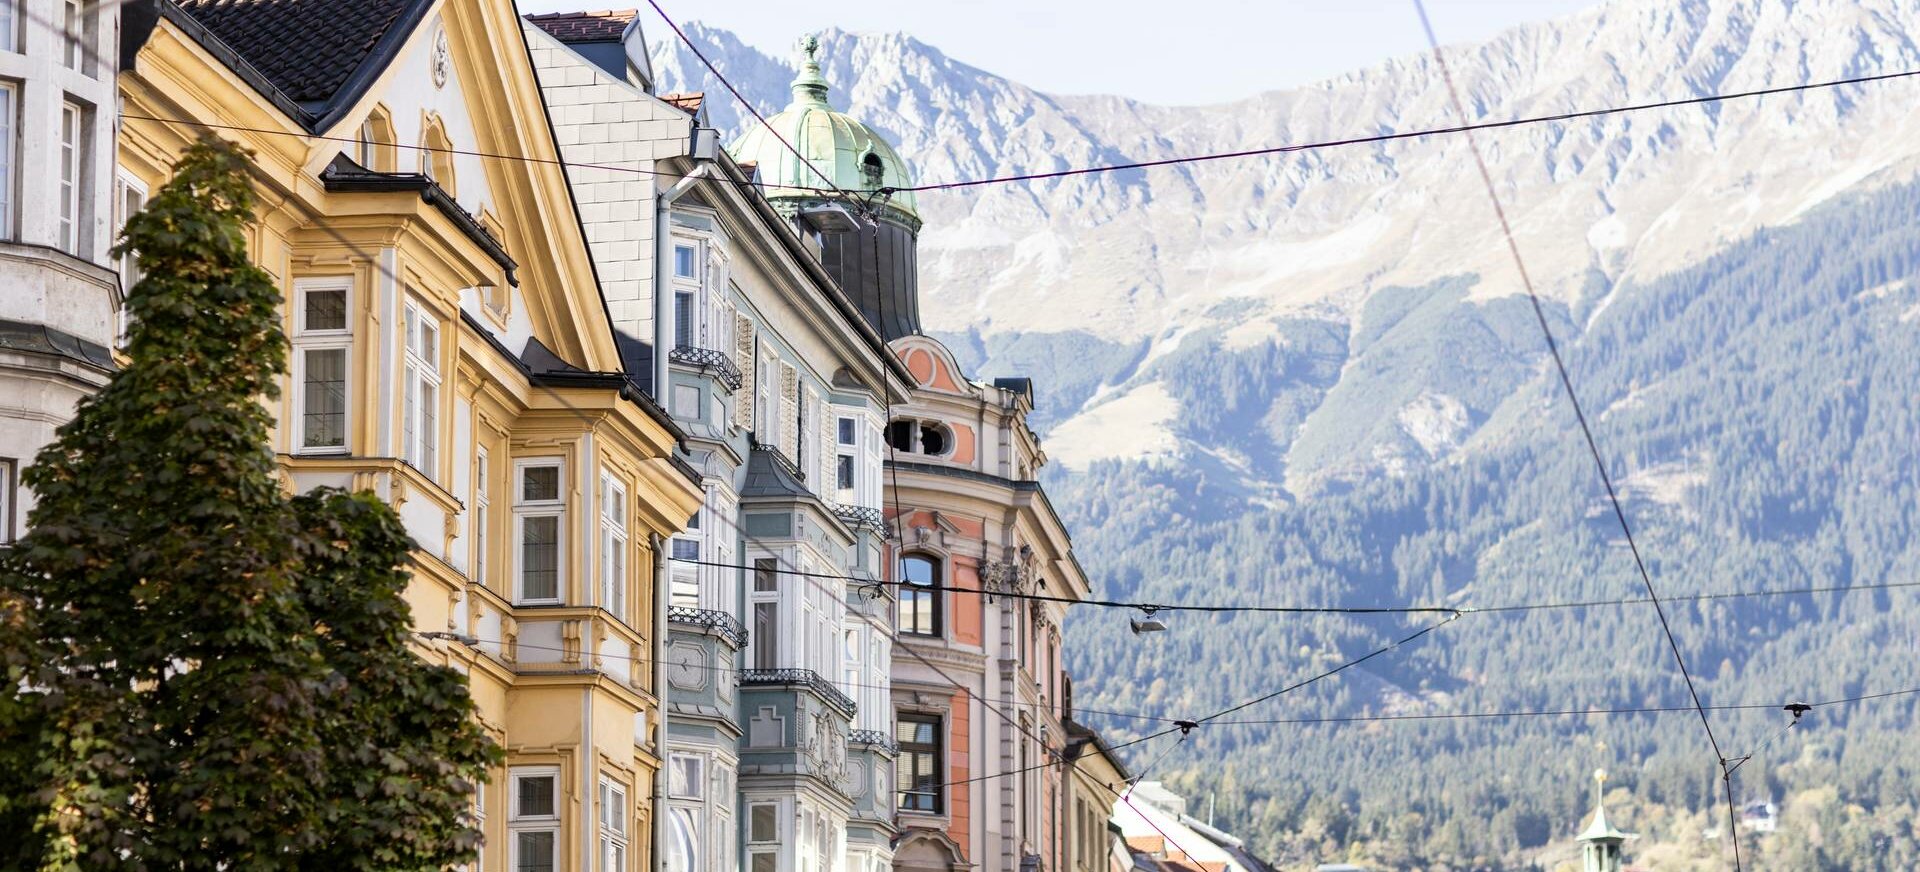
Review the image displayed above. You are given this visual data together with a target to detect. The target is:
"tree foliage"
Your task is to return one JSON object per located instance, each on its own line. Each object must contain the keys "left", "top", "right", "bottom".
{"left": 0, "top": 138, "right": 498, "bottom": 871}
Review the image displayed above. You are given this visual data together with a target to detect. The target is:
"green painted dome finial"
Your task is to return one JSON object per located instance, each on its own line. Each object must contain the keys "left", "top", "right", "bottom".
{"left": 791, "top": 33, "right": 830, "bottom": 107}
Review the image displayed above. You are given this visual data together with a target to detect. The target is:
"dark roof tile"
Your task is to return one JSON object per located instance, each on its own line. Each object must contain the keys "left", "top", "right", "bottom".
{"left": 524, "top": 9, "right": 634, "bottom": 43}
{"left": 175, "top": 0, "right": 430, "bottom": 125}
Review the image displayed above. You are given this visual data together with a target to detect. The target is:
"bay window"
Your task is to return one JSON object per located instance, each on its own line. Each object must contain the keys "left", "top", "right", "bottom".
{"left": 514, "top": 460, "right": 565, "bottom": 603}
{"left": 292, "top": 280, "right": 352, "bottom": 453}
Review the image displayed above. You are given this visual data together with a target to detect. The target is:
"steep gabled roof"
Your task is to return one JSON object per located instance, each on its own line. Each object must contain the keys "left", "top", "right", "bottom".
{"left": 172, "top": 0, "right": 435, "bottom": 130}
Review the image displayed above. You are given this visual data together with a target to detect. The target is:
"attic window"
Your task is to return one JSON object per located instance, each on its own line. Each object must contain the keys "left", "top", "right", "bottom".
{"left": 888, "top": 419, "right": 950, "bottom": 457}
{"left": 861, "top": 153, "right": 884, "bottom": 189}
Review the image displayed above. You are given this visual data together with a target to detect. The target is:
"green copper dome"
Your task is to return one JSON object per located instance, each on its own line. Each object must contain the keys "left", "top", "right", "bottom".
{"left": 728, "top": 34, "right": 918, "bottom": 219}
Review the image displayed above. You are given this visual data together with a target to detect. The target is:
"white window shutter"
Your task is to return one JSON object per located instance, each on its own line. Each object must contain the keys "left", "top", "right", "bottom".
{"left": 734, "top": 313, "right": 754, "bottom": 429}
{"left": 780, "top": 364, "right": 799, "bottom": 461}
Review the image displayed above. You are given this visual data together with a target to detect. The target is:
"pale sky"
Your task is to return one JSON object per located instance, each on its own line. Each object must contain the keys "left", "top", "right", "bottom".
{"left": 520, "top": 0, "right": 1607, "bottom": 105}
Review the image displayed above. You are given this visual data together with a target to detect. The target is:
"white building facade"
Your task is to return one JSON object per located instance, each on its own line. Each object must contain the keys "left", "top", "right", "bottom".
{"left": 0, "top": 0, "right": 123, "bottom": 541}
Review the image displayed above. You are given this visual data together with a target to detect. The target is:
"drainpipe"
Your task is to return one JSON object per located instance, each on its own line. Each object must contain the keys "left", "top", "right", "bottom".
{"left": 652, "top": 161, "right": 715, "bottom": 403}
{"left": 651, "top": 533, "right": 670, "bottom": 871}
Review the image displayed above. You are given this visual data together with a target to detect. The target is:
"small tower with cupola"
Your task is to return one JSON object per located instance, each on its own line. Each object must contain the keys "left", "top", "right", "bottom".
{"left": 729, "top": 34, "right": 924, "bottom": 339}
{"left": 1577, "top": 769, "right": 1634, "bottom": 872}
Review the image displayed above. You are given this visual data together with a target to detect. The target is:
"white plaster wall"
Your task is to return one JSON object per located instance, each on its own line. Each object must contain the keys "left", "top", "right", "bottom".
{"left": 374, "top": 13, "right": 497, "bottom": 216}
{"left": 1, "top": 0, "right": 118, "bottom": 264}
{"left": 523, "top": 22, "right": 692, "bottom": 343}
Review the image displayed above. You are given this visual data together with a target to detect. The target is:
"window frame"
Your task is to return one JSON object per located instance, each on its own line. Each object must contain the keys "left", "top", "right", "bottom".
{"left": 474, "top": 449, "right": 491, "bottom": 587}
{"left": 896, "top": 713, "right": 944, "bottom": 813}
{"left": 401, "top": 299, "right": 442, "bottom": 478}
{"left": 0, "top": 457, "right": 14, "bottom": 545}
{"left": 508, "top": 766, "right": 561, "bottom": 872}
{"left": 513, "top": 458, "right": 567, "bottom": 605}
{"left": 897, "top": 553, "right": 942, "bottom": 637}
{"left": 599, "top": 472, "right": 629, "bottom": 619}
{"left": 0, "top": 81, "right": 15, "bottom": 242}
{"left": 57, "top": 99, "right": 88, "bottom": 256}
{"left": 291, "top": 278, "right": 354, "bottom": 455}
{"left": 598, "top": 777, "right": 629, "bottom": 872}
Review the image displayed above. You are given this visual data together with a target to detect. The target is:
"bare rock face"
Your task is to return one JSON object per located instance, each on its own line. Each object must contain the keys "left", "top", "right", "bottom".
{"left": 653, "top": 0, "right": 1920, "bottom": 489}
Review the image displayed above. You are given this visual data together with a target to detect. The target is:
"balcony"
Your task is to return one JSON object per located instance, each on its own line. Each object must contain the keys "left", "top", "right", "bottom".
{"left": 831, "top": 504, "right": 886, "bottom": 532}
{"left": 668, "top": 605, "right": 748, "bottom": 649}
{"left": 669, "top": 345, "right": 743, "bottom": 391}
{"left": 849, "top": 729, "right": 898, "bottom": 753}
{"left": 740, "top": 668, "right": 857, "bottom": 719}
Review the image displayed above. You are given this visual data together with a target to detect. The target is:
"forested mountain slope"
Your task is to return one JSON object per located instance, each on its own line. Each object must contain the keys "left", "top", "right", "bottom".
{"left": 651, "top": 2, "right": 1920, "bottom": 867}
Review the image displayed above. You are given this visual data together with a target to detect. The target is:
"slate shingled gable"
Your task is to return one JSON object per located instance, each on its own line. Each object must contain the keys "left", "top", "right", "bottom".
{"left": 174, "top": 0, "right": 433, "bottom": 129}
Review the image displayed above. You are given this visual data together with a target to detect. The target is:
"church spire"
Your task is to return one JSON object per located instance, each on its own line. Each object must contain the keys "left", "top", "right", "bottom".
{"left": 1576, "top": 769, "right": 1632, "bottom": 872}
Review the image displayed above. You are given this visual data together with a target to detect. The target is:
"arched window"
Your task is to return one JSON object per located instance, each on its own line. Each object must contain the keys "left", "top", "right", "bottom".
{"left": 861, "top": 152, "right": 885, "bottom": 189}
{"left": 898, "top": 554, "right": 940, "bottom": 636}
{"left": 420, "top": 116, "right": 456, "bottom": 196}
{"left": 887, "top": 419, "right": 952, "bottom": 457}
{"left": 355, "top": 106, "right": 396, "bottom": 172}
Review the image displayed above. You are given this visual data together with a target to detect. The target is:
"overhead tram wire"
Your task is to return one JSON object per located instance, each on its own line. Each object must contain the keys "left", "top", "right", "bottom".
{"left": 1410, "top": 2, "right": 1737, "bottom": 868}
{"left": 641, "top": 0, "right": 851, "bottom": 199}
{"left": 876, "top": 67, "right": 1920, "bottom": 194}
{"left": 670, "top": 554, "right": 1920, "bottom": 618}
{"left": 671, "top": 555, "right": 1460, "bottom": 615}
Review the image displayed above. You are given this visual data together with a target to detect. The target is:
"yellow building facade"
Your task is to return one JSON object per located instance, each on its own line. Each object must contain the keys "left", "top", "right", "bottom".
{"left": 117, "top": 0, "right": 700, "bottom": 869}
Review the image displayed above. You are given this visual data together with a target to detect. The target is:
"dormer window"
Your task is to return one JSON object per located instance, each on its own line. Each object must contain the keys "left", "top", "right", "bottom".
{"left": 860, "top": 152, "right": 884, "bottom": 189}
{"left": 887, "top": 419, "right": 950, "bottom": 457}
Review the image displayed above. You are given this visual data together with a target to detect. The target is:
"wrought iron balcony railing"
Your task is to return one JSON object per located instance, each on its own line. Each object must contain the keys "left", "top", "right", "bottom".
{"left": 848, "top": 729, "right": 898, "bottom": 753}
{"left": 669, "top": 345, "right": 743, "bottom": 391}
{"left": 667, "top": 606, "right": 748, "bottom": 649}
{"left": 832, "top": 504, "right": 886, "bottom": 532}
{"left": 739, "top": 668, "right": 857, "bottom": 718}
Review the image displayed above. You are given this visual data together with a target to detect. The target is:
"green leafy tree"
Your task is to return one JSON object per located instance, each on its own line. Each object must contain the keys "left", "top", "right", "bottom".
{"left": 0, "top": 138, "right": 497, "bottom": 870}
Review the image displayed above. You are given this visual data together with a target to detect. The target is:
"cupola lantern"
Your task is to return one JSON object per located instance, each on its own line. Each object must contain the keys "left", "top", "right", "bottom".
{"left": 728, "top": 33, "right": 924, "bottom": 340}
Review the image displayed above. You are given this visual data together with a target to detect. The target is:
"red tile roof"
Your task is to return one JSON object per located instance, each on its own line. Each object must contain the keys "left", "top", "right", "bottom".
{"left": 524, "top": 9, "right": 635, "bottom": 42}
{"left": 659, "top": 91, "right": 704, "bottom": 114}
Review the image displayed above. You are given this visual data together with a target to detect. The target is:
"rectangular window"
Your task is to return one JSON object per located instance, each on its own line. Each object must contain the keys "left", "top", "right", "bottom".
{"left": 0, "top": 0, "right": 14, "bottom": 53}
{"left": 292, "top": 280, "right": 352, "bottom": 453}
{"left": 401, "top": 301, "right": 441, "bottom": 477}
{"left": 674, "top": 290, "right": 694, "bottom": 348}
{"left": 896, "top": 715, "right": 943, "bottom": 812}
{"left": 897, "top": 555, "right": 941, "bottom": 636}
{"left": 113, "top": 173, "right": 148, "bottom": 336}
{"left": 0, "top": 458, "right": 14, "bottom": 545}
{"left": 0, "top": 83, "right": 13, "bottom": 241}
{"left": 509, "top": 768, "right": 560, "bottom": 872}
{"left": 474, "top": 451, "right": 490, "bottom": 586}
{"left": 753, "top": 557, "right": 778, "bottom": 592}
{"left": 673, "top": 244, "right": 697, "bottom": 278}
{"left": 752, "top": 601, "right": 778, "bottom": 670}
{"left": 61, "top": 0, "right": 78, "bottom": 69}
{"left": 58, "top": 100, "right": 86, "bottom": 256}
{"left": 598, "top": 778, "right": 628, "bottom": 872}
{"left": 600, "top": 474, "right": 628, "bottom": 618}
{"left": 668, "top": 754, "right": 703, "bottom": 800}
{"left": 515, "top": 460, "right": 565, "bottom": 603}
{"left": 748, "top": 803, "right": 777, "bottom": 843}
